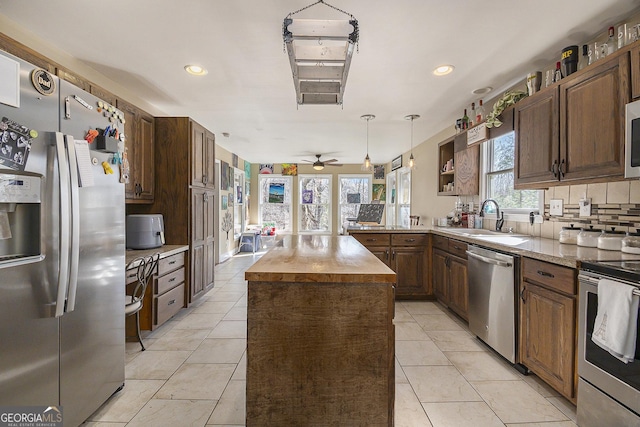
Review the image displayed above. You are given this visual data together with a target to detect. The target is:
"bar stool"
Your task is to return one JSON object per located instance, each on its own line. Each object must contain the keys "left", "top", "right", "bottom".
{"left": 239, "top": 231, "right": 260, "bottom": 253}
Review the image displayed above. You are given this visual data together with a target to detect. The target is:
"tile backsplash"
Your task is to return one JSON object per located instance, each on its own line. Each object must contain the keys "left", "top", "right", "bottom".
{"left": 541, "top": 180, "right": 640, "bottom": 239}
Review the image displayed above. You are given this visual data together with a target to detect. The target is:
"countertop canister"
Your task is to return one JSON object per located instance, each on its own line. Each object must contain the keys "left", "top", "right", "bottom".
{"left": 597, "top": 228, "right": 625, "bottom": 251}
{"left": 577, "top": 226, "right": 601, "bottom": 247}
{"left": 622, "top": 229, "right": 640, "bottom": 254}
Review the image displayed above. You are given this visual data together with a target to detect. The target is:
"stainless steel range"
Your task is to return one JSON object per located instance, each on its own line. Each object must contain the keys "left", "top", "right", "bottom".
{"left": 578, "top": 260, "right": 640, "bottom": 427}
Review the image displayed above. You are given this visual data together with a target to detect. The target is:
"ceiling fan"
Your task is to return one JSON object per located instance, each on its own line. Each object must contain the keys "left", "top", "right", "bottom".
{"left": 302, "top": 154, "right": 342, "bottom": 171}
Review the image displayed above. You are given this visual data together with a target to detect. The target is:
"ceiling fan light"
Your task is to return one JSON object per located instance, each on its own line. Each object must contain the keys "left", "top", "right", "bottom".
{"left": 313, "top": 164, "right": 324, "bottom": 171}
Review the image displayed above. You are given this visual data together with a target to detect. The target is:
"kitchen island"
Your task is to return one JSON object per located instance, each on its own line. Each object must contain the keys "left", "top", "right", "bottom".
{"left": 244, "top": 235, "right": 396, "bottom": 426}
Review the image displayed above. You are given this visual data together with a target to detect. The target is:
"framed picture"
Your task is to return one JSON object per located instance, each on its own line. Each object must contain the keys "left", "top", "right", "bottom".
{"left": 372, "top": 183, "right": 386, "bottom": 202}
{"left": 244, "top": 161, "right": 251, "bottom": 180}
{"left": 259, "top": 164, "right": 274, "bottom": 174}
{"left": 346, "top": 193, "right": 361, "bottom": 204}
{"left": 391, "top": 155, "right": 403, "bottom": 171}
{"left": 237, "top": 185, "right": 243, "bottom": 204}
{"left": 221, "top": 161, "right": 229, "bottom": 190}
{"left": 373, "top": 164, "right": 385, "bottom": 179}
{"left": 221, "top": 195, "right": 228, "bottom": 210}
{"left": 281, "top": 163, "right": 297, "bottom": 176}
{"left": 268, "top": 183, "right": 285, "bottom": 203}
{"left": 232, "top": 153, "right": 238, "bottom": 168}
{"left": 301, "top": 189, "right": 313, "bottom": 204}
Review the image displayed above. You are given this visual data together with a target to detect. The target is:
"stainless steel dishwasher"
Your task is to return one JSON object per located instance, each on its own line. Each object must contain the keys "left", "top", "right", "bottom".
{"left": 466, "top": 245, "right": 518, "bottom": 363}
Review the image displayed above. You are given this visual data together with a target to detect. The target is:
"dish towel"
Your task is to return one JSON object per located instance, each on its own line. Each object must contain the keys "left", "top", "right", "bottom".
{"left": 592, "top": 278, "right": 640, "bottom": 363}
{"left": 0, "top": 211, "right": 11, "bottom": 240}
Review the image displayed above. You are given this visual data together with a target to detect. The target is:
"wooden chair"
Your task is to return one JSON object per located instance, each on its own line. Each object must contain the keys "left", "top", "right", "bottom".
{"left": 409, "top": 215, "right": 420, "bottom": 226}
{"left": 125, "top": 253, "right": 159, "bottom": 351}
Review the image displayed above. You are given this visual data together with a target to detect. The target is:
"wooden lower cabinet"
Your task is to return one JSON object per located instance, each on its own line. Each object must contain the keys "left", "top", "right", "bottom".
{"left": 351, "top": 232, "right": 431, "bottom": 299}
{"left": 519, "top": 257, "right": 577, "bottom": 402}
{"left": 432, "top": 236, "right": 469, "bottom": 320}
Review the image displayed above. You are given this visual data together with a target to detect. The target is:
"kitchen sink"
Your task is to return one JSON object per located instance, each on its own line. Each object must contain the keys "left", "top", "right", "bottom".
{"left": 441, "top": 228, "right": 504, "bottom": 237}
{"left": 474, "top": 235, "right": 529, "bottom": 246}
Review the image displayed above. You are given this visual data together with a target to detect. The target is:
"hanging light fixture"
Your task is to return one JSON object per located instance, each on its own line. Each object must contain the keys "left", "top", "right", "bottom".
{"left": 405, "top": 114, "right": 420, "bottom": 169}
{"left": 283, "top": 0, "right": 359, "bottom": 106}
{"left": 361, "top": 114, "right": 375, "bottom": 171}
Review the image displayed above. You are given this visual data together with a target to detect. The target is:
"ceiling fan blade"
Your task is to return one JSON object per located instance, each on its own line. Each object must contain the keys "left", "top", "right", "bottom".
{"left": 301, "top": 159, "right": 314, "bottom": 163}
{"left": 325, "top": 163, "right": 343, "bottom": 167}
{"left": 323, "top": 159, "right": 339, "bottom": 163}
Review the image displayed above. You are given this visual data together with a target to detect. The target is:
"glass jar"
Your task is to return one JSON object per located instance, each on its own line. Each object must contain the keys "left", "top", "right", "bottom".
{"left": 577, "top": 226, "right": 601, "bottom": 247}
{"left": 558, "top": 224, "right": 580, "bottom": 245}
{"left": 622, "top": 229, "right": 640, "bottom": 254}
{"left": 597, "top": 228, "right": 625, "bottom": 251}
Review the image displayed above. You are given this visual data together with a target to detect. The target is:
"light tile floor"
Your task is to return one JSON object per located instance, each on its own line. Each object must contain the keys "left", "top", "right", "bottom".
{"left": 85, "top": 251, "right": 578, "bottom": 427}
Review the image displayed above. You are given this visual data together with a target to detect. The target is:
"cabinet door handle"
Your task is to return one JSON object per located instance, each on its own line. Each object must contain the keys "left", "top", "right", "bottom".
{"left": 385, "top": 249, "right": 389, "bottom": 260}
{"left": 551, "top": 160, "right": 557, "bottom": 178}
{"left": 366, "top": 238, "right": 377, "bottom": 242}
{"left": 169, "top": 260, "right": 177, "bottom": 265}
{"left": 203, "top": 193, "right": 209, "bottom": 202}
{"left": 559, "top": 159, "right": 566, "bottom": 178}
{"left": 452, "top": 245, "right": 460, "bottom": 250}
{"left": 537, "top": 270, "right": 555, "bottom": 278}
{"left": 168, "top": 299, "right": 176, "bottom": 305}
{"left": 392, "top": 250, "right": 396, "bottom": 260}
{"left": 168, "top": 277, "right": 176, "bottom": 282}
{"left": 405, "top": 238, "right": 416, "bottom": 243}
{"left": 203, "top": 175, "right": 208, "bottom": 185}
{"left": 520, "top": 286, "right": 526, "bottom": 303}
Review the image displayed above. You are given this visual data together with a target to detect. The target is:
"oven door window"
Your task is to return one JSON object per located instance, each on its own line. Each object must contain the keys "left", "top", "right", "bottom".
{"left": 586, "top": 290, "right": 640, "bottom": 391}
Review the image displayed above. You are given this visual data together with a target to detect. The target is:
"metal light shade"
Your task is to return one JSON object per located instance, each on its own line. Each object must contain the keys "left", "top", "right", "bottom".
{"left": 283, "top": 16, "right": 358, "bottom": 105}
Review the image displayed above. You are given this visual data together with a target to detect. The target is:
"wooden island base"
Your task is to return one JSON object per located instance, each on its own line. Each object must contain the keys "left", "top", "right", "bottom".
{"left": 245, "top": 236, "right": 396, "bottom": 426}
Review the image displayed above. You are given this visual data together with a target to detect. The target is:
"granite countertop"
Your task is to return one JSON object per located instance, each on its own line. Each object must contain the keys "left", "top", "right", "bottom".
{"left": 125, "top": 244, "right": 189, "bottom": 268}
{"left": 245, "top": 235, "right": 396, "bottom": 283}
{"left": 348, "top": 226, "right": 640, "bottom": 268}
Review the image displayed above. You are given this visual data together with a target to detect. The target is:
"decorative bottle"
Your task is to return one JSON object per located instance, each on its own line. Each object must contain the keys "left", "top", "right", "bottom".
{"left": 476, "top": 99, "right": 485, "bottom": 123}
{"left": 553, "top": 61, "right": 562, "bottom": 82}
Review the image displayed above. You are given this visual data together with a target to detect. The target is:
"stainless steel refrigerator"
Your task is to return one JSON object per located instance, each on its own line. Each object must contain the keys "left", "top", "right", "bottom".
{"left": 0, "top": 50, "right": 125, "bottom": 427}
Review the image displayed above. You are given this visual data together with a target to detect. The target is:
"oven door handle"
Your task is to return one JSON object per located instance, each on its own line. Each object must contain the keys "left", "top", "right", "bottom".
{"left": 578, "top": 274, "right": 600, "bottom": 286}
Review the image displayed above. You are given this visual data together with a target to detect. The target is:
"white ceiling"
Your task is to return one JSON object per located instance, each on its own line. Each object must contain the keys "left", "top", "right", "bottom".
{"left": 1, "top": 0, "right": 638, "bottom": 165}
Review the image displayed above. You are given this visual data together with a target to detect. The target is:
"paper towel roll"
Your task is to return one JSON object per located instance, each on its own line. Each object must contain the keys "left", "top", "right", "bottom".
{"left": 0, "top": 211, "right": 11, "bottom": 240}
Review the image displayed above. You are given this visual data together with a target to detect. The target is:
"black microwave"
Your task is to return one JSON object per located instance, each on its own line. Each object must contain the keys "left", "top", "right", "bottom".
{"left": 626, "top": 100, "right": 640, "bottom": 178}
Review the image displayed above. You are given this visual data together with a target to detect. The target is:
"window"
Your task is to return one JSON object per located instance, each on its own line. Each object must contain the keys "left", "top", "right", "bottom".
{"left": 298, "top": 175, "right": 332, "bottom": 234}
{"left": 258, "top": 175, "right": 293, "bottom": 233}
{"left": 338, "top": 175, "right": 372, "bottom": 231}
{"left": 233, "top": 168, "right": 244, "bottom": 239}
{"left": 482, "top": 132, "right": 540, "bottom": 215}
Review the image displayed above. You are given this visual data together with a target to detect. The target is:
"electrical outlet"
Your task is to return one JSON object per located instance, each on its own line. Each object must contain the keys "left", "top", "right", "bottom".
{"left": 579, "top": 198, "right": 592, "bottom": 217}
{"left": 550, "top": 199, "right": 563, "bottom": 216}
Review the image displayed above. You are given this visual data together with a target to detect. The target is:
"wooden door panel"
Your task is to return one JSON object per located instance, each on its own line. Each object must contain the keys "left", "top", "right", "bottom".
{"left": 432, "top": 249, "right": 449, "bottom": 303}
{"left": 448, "top": 256, "right": 468, "bottom": 320}
{"left": 454, "top": 145, "right": 479, "bottom": 196}
{"left": 392, "top": 247, "right": 424, "bottom": 295}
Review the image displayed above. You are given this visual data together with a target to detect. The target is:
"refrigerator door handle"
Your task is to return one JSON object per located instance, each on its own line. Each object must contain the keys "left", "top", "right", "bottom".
{"left": 65, "top": 135, "right": 80, "bottom": 312}
{"left": 54, "top": 133, "right": 71, "bottom": 317}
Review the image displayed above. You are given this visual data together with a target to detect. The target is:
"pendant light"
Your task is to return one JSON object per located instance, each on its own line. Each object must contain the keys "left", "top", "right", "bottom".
{"left": 361, "top": 114, "right": 375, "bottom": 171}
{"left": 405, "top": 114, "right": 420, "bottom": 168}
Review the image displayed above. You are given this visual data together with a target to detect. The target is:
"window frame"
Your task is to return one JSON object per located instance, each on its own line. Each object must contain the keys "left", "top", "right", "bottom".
{"left": 297, "top": 174, "right": 333, "bottom": 235}
{"left": 338, "top": 174, "right": 372, "bottom": 232}
{"left": 258, "top": 175, "right": 293, "bottom": 233}
{"left": 480, "top": 131, "right": 543, "bottom": 222}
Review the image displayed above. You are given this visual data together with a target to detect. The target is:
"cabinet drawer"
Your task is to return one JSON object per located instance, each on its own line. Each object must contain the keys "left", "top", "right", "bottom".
{"left": 391, "top": 233, "right": 428, "bottom": 246}
{"left": 155, "top": 283, "right": 184, "bottom": 325}
{"left": 522, "top": 258, "right": 576, "bottom": 295}
{"left": 158, "top": 252, "right": 185, "bottom": 276}
{"left": 156, "top": 267, "right": 185, "bottom": 295}
{"left": 125, "top": 267, "right": 139, "bottom": 285}
{"left": 448, "top": 239, "right": 468, "bottom": 259}
{"left": 352, "top": 233, "right": 391, "bottom": 247}
{"left": 432, "top": 235, "right": 449, "bottom": 251}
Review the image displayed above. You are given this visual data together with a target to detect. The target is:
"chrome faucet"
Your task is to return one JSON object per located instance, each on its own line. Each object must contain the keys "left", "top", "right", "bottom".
{"left": 479, "top": 199, "right": 504, "bottom": 232}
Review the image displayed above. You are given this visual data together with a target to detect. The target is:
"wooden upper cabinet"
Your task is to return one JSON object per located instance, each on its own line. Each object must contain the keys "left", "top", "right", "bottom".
{"left": 454, "top": 145, "right": 479, "bottom": 196}
{"left": 118, "top": 98, "right": 155, "bottom": 203}
{"left": 90, "top": 84, "right": 116, "bottom": 106}
{"left": 190, "top": 121, "right": 215, "bottom": 189}
{"left": 631, "top": 44, "right": 640, "bottom": 100}
{"left": 191, "top": 121, "right": 207, "bottom": 187}
{"left": 559, "top": 52, "right": 629, "bottom": 183}
{"left": 57, "top": 69, "right": 90, "bottom": 91}
{"left": 514, "top": 87, "right": 559, "bottom": 188}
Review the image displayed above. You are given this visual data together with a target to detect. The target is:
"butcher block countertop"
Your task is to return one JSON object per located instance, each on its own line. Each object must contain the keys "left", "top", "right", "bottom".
{"left": 244, "top": 235, "right": 396, "bottom": 283}
{"left": 125, "top": 244, "right": 189, "bottom": 268}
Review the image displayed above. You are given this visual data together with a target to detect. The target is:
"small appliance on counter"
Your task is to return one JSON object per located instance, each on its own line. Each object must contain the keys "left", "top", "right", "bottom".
{"left": 126, "top": 214, "right": 165, "bottom": 249}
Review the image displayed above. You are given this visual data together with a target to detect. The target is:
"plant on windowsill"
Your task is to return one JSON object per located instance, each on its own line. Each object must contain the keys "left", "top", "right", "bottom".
{"left": 485, "top": 90, "right": 528, "bottom": 128}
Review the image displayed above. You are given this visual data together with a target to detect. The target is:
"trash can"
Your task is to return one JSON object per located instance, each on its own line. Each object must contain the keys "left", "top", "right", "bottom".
{"left": 239, "top": 231, "right": 260, "bottom": 253}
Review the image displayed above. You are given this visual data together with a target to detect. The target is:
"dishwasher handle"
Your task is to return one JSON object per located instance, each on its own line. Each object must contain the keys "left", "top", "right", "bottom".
{"left": 466, "top": 250, "right": 513, "bottom": 268}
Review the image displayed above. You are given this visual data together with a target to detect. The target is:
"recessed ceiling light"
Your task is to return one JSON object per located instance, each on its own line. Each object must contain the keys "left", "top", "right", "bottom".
{"left": 184, "top": 65, "right": 208, "bottom": 76}
{"left": 433, "top": 65, "right": 454, "bottom": 76}
{"left": 472, "top": 87, "right": 493, "bottom": 95}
